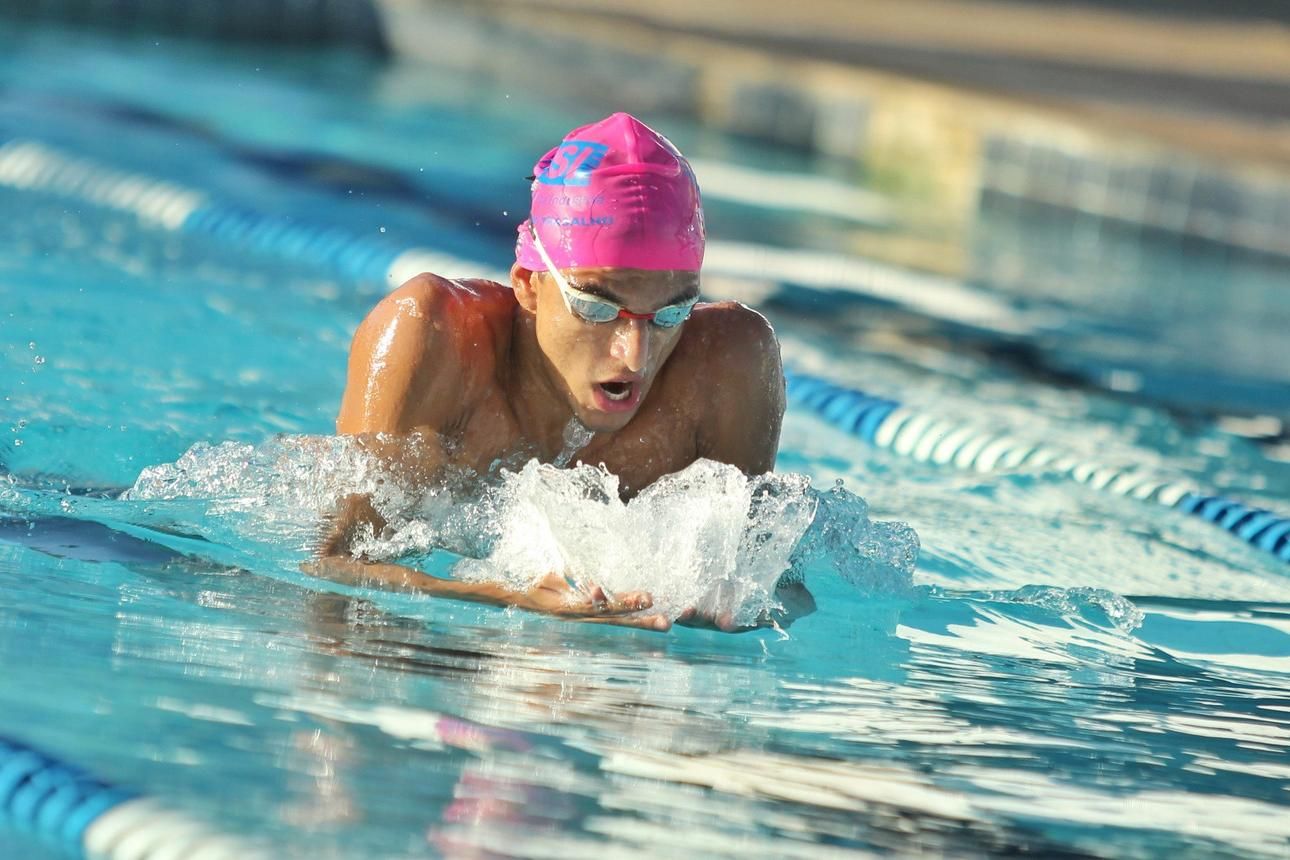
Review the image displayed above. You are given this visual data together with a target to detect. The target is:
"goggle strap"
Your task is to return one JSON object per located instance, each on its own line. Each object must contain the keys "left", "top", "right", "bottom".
{"left": 529, "top": 225, "right": 577, "bottom": 316}
{"left": 530, "top": 223, "right": 693, "bottom": 327}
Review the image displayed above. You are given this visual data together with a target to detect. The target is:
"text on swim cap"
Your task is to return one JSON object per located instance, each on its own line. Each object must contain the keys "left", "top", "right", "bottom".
{"left": 542, "top": 215, "right": 615, "bottom": 227}
{"left": 538, "top": 140, "right": 609, "bottom": 187}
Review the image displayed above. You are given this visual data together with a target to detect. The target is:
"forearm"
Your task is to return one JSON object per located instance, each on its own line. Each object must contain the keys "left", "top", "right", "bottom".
{"left": 315, "top": 431, "right": 462, "bottom": 558}
{"left": 302, "top": 556, "right": 670, "bottom": 630}
{"left": 306, "top": 556, "right": 515, "bottom": 606}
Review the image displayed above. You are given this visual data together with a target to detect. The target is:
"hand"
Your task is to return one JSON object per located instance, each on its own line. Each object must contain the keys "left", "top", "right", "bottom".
{"left": 508, "top": 572, "right": 672, "bottom": 632}
{"left": 676, "top": 607, "right": 743, "bottom": 632}
{"left": 677, "top": 583, "right": 816, "bottom": 633}
{"left": 302, "top": 558, "right": 671, "bottom": 632}
{"left": 313, "top": 493, "right": 386, "bottom": 558}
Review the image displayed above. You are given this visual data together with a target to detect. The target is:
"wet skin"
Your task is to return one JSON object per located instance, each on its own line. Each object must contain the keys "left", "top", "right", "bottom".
{"left": 309, "top": 264, "right": 787, "bottom": 631}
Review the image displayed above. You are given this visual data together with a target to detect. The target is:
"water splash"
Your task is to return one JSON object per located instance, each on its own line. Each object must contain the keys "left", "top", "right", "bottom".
{"left": 790, "top": 480, "right": 920, "bottom": 595}
{"left": 119, "top": 437, "right": 920, "bottom": 625}
{"left": 552, "top": 417, "right": 594, "bottom": 468}
{"left": 929, "top": 583, "right": 1145, "bottom": 632}
{"left": 455, "top": 460, "right": 809, "bottom": 624}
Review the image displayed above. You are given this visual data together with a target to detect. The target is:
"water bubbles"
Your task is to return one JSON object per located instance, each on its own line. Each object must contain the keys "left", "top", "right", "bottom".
{"left": 456, "top": 460, "right": 917, "bottom": 625}
{"left": 379, "top": 226, "right": 386, "bottom": 233}
{"left": 122, "top": 439, "right": 920, "bottom": 626}
{"left": 32, "top": 355, "right": 46, "bottom": 365}
{"left": 28, "top": 341, "right": 36, "bottom": 350}
{"left": 553, "top": 418, "right": 593, "bottom": 467}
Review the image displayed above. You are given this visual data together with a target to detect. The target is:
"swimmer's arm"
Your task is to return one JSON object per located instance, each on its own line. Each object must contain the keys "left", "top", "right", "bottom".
{"left": 683, "top": 306, "right": 802, "bottom": 631}
{"left": 324, "top": 276, "right": 466, "bottom": 555}
{"left": 302, "top": 557, "right": 671, "bottom": 631}
{"left": 697, "top": 304, "right": 786, "bottom": 474}
{"left": 337, "top": 274, "right": 464, "bottom": 435}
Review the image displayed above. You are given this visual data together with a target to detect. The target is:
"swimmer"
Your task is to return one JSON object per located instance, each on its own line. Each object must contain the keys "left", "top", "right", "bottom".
{"left": 310, "top": 113, "right": 802, "bottom": 631}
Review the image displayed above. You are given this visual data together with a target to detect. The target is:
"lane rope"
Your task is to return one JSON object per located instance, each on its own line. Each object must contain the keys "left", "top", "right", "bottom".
{"left": 784, "top": 369, "right": 1290, "bottom": 564}
{"left": 1, "top": 136, "right": 1284, "bottom": 558}
{"left": 0, "top": 736, "right": 269, "bottom": 859}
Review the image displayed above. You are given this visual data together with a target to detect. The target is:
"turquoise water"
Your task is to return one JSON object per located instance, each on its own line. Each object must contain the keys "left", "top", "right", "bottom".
{"left": 3, "top": 22, "right": 1290, "bottom": 859}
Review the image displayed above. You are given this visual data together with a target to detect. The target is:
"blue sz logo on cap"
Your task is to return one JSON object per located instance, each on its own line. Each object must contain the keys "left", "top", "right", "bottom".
{"left": 538, "top": 141, "right": 609, "bottom": 187}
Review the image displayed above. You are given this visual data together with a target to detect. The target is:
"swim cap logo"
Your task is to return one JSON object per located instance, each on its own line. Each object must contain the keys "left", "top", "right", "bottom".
{"left": 538, "top": 140, "right": 609, "bottom": 187}
{"left": 542, "top": 215, "right": 615, "bottom": 227}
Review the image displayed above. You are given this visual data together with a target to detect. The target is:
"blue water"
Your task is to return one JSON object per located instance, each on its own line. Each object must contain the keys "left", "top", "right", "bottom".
{"left": 3, "top": 21, "right": 1290, "bottom": 860}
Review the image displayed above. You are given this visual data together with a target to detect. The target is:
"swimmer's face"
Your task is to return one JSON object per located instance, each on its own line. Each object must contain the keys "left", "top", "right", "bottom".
{"left": 514, "top": 266, "right": 700, "bottom": 432}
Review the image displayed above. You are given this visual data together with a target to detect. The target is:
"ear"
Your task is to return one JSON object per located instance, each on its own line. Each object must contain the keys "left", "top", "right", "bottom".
{"left": 511, "top": 262, "right": 540, "bottom": 313}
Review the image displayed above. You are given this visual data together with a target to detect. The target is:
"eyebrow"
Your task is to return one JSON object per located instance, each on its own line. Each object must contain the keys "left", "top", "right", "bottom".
{"left": 571, "top": 280, "right": 700, "bottom": 308}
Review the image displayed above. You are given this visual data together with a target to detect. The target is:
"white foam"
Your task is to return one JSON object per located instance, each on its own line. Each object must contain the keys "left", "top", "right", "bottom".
{"left": 123, "top": 440, "right": 920, "bottom": 626}
{"left": 455, "top": 460, "right": 821, "bottom": 625}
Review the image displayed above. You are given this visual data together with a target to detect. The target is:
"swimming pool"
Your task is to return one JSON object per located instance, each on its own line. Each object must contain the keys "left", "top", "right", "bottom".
{"left": 2, "top": 20, "right": 1289, "bottom": 859}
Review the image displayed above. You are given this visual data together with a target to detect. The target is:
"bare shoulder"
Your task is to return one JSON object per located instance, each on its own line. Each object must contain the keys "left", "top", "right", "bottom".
{"left": 682, "top": 301, "right": 781, "bottom": 379}
{"left": 337, "top": 274, "right": 515, "bottom": 434}
{"left": 677, "top": 302, "right": 785, "bottom": 474}
{"left": 362, "top": 274, "right": 511, "bottom": 328}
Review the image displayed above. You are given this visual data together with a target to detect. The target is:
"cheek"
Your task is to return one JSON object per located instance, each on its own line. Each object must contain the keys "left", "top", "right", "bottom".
{"left": 537, "top": 315, "right": 603, "bottom": 375}
{"left": 651, "top": 327, "right": 683, "bottom": 364}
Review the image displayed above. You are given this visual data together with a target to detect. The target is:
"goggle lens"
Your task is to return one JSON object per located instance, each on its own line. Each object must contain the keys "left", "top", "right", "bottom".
{"left": 650, "top": 304, "right": 693, "bottom": 328}
{"left": 566, "top": 293, "right": 622, "bottom": 324}
{"left": 530, "top": 223, "right": 696, "bottom": 329}
{"left": 566, "top": 290, "right": 695, "bottom": 328}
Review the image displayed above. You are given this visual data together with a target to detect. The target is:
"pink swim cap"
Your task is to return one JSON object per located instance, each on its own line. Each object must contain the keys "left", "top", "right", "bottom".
{"left": 515, "top": 112, "right": 705, "bottom": 272}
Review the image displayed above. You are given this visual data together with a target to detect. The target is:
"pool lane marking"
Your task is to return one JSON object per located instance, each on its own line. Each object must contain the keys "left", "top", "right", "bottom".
{"left": 0, "top": 735, "right": 270, "bottom": 860}
{"left": 0, "top": 140, "right": 207, "bottom": 229}
{"left": 0, "top": 138, "right": 499, "bottom": 285}
{"left": 0, "top": 137, "right": 1060, "bottom": 340}
{"left": 4, "top": 136, "right": 1284, "bottom": 562}
{"left": 784, "top": 369, "right": 1288, "bottom": 565}
{"left": 84, "top": 798, "right": 270, "bottom": 860}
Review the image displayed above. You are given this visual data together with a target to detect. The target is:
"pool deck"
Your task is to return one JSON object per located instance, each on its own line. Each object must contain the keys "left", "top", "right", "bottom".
{"left": 376, "top": 0, "right": 1290, "bottom": 261}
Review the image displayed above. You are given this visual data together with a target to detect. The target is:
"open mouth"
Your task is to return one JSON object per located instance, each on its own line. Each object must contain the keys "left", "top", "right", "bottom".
{"left": 597, "top": 380, "right": 634, "bottom": 402}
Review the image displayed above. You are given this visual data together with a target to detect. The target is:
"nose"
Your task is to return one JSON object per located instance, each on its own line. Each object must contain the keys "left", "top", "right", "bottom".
{"left": 610, "top": 317, "right": 650, "bottom": 373}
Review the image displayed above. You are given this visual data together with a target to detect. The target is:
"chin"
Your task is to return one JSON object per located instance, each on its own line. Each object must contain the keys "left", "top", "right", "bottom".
{"left": 577, "top": 407, "right": 636, "bottom": 433}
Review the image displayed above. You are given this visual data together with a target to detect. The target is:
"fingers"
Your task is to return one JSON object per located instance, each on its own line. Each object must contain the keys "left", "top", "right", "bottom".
{"left": 582, "top": 612, "right": 672, "bottom": 632}
{"left": 610, "top": 590, "right": 652, "bottom": 612}
{"left": 530, "top": 574, "right": 654, "bottom": 617}
{"left": 537, "top": 571, "right": 568, "bottom": 590}
{"left": 675, "top": 607, "right": 747, "bottom": 632}
{"left": 561, "top": 589, "right": 653, "bottom": 617}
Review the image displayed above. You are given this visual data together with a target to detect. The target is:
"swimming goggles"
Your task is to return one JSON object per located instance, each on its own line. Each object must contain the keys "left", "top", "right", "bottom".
{"left": 529, "top": 223, "right": 698, "bottom": 328}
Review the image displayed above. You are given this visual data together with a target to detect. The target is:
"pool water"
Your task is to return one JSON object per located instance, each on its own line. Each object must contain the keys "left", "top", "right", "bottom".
{"left": 3, "top": 21, "right": 1290, "bottom": 860}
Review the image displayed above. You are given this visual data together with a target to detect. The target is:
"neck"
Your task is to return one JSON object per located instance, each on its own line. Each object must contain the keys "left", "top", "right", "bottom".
{"left": 506, "top": 308, "right": 592, "bottom": 461}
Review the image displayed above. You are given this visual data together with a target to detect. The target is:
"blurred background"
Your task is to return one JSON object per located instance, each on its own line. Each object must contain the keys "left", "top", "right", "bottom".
{"left": 4, "top": 7, "right": 1290, "bottom": 859}
{"left": 3, "top": 0, "right": 1289, "bottom": 435}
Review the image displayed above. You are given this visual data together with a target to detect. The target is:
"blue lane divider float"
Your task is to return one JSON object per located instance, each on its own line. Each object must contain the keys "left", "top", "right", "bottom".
{"left": 0, "top": 136, "right": 1043, "bottom": 337}
{"left": 784, "top": 369, "right": 1290, "bottom": 564}
{"left": 0, "top": 138, "right": 506, "bottom": 288}
{"left": 2, "top": 135, "right": 1285, "bottom": 564}
{"left": 0, "top": 736, "right": 268, "bottom": 859}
